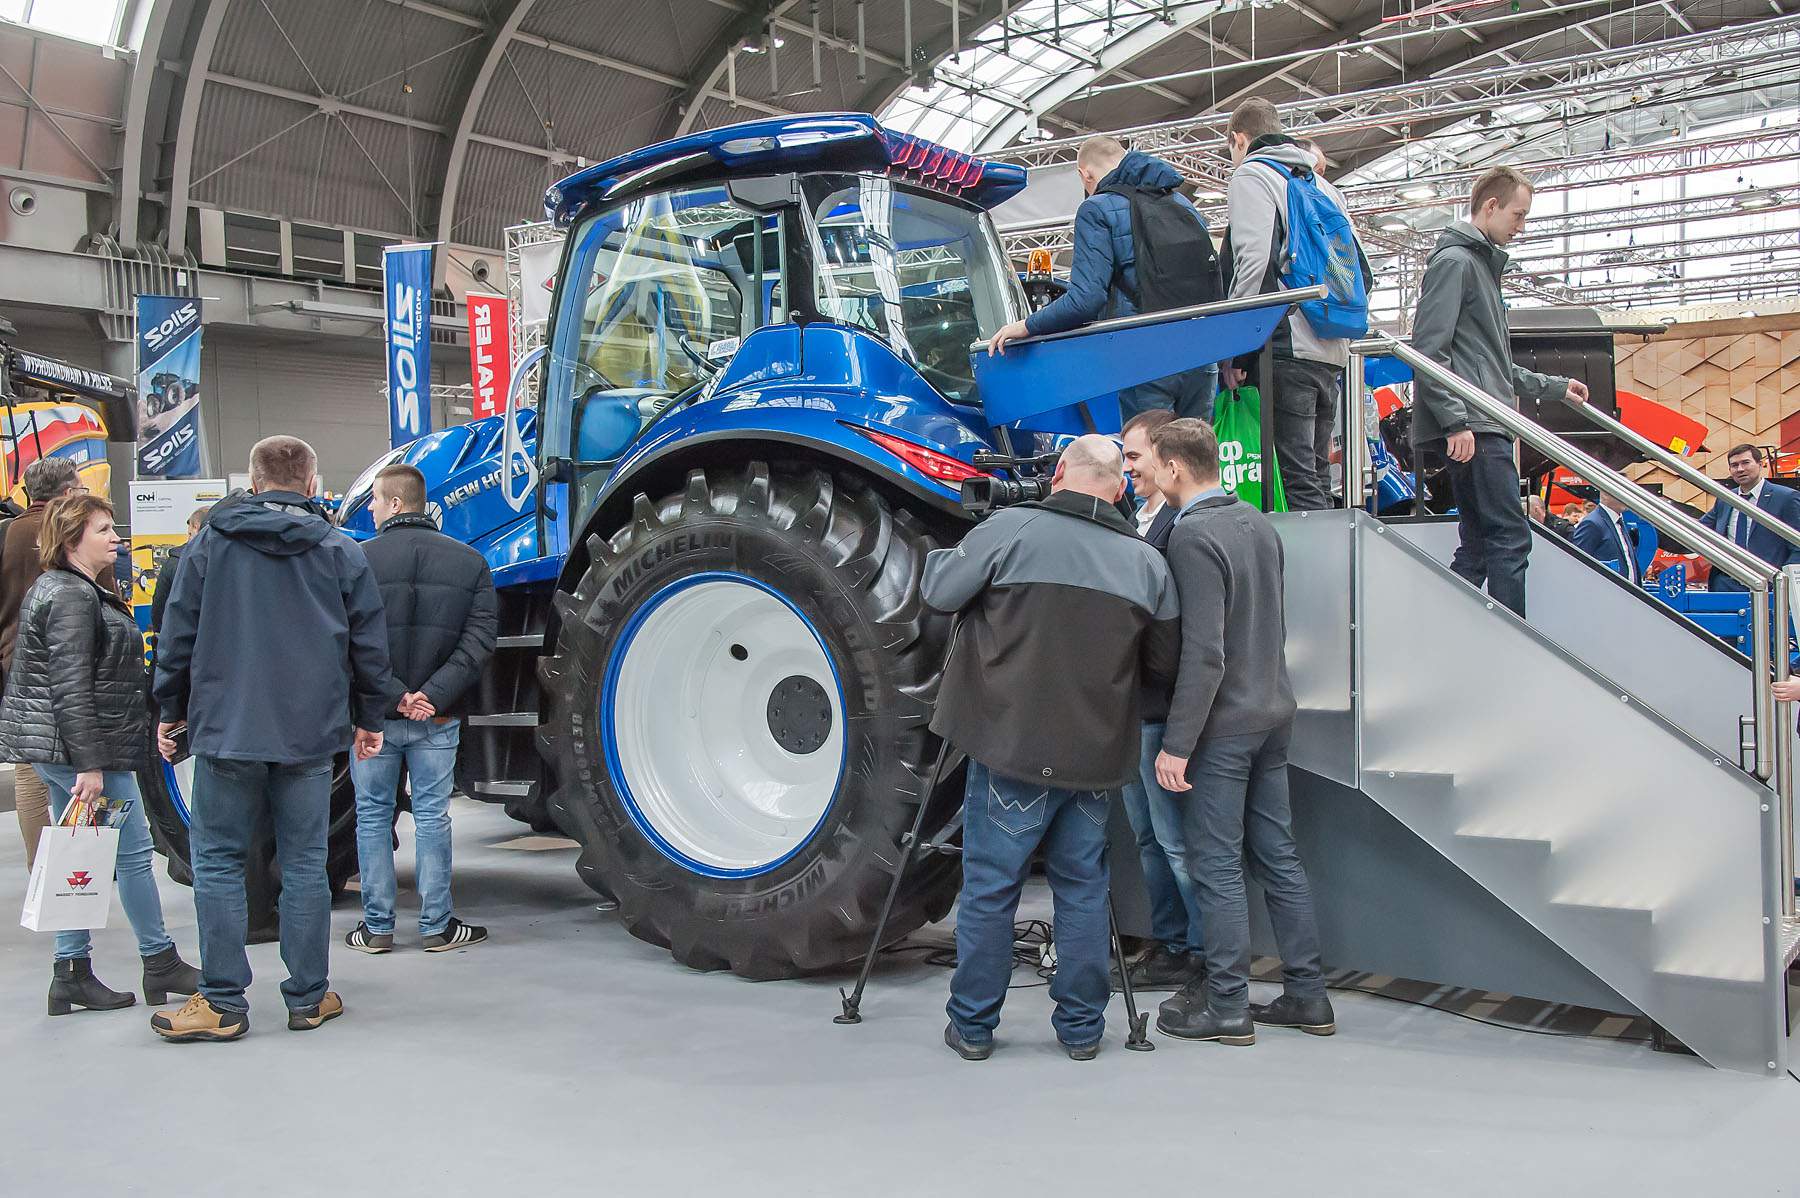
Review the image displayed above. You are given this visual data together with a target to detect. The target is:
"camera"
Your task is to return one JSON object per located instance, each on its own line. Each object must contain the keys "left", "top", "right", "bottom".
{"left": 959, "top": 475, "right": 1051, "bottom": 515}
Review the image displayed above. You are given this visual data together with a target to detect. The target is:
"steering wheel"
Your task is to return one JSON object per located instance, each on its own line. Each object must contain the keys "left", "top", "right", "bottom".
{"left": 677, "top": 335, "right": 720, "bottom": 378}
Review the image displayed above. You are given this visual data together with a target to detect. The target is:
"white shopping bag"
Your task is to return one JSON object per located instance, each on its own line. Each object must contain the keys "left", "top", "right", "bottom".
{"left": 21, "top": 826, "right": 119, "bottom": 932}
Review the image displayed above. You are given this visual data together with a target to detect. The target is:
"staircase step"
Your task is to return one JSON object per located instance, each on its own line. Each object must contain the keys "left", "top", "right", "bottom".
{"left": 465, "top": 712, "right": 538, "bottom": 728}
{"left": 472, "top": 780, "right": 534, "bottom": 798}
{"left": 1782, "top": 916, "right": 1800, "bottom": 972}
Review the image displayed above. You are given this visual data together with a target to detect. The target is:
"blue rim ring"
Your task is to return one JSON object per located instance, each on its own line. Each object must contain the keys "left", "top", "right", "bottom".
{"left": 600, "top": 569, "right": 849, "bottom": 879}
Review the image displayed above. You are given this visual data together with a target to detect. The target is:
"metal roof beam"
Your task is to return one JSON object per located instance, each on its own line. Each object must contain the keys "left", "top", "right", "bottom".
{"left": 433, "top": 0, "right": 543, "bottom": 284}
{"left": 167, "top": 0, "right": 232, "bottom": 258}
{"left": 975, "top": 3, "right": 1229, "bottom": 151}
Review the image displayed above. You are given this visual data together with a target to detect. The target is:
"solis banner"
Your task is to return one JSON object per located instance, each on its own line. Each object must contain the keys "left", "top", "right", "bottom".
{"left": 466, "top": 293, "right": 512, "bottom": 420}
{"left": 134, "top": 295, "right": 205, "bottom": 478}
{"left": 383, "top": 243, "right": 434, "bottom": 448}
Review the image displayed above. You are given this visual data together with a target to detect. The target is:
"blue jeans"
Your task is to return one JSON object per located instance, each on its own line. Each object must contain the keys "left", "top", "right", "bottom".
{"left": 948, "top": 760, "right": 1112, "bottom": 1049}
{"left": 1180, "top": 721, "right": 1326, "bottom": 1012}
{"left": 351, "top": 718, "right": 460, "bottom": 936}
{"left": 1121, "top": 364, "right": 1218, "bottom": 424}
{"left": 1119, "top": 722, "right": 1203, "bottom": 953}
{"left": 190, "top": 755, "right": 333, "bottom": 1013}
{"left": 37, "top": 765, "right": 174, "bottom": 963}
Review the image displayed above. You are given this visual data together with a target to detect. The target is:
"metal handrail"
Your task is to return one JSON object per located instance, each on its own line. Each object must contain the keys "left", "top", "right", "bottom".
{"left": 1346, "top": 332, "right": 1795, "bottom": 920}
{"left": 1567, "top": 400, "right": 1800, "bottom": 556}
{"left": 1354, "top": 334, "right": 1774, "bottom": 590}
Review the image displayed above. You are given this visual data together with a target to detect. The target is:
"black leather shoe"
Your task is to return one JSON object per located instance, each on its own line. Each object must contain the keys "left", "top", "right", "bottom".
{"left": 1156, "top": 976, "right": 1209, "bottom": 1024}
{"left": 1156, "top": 1002, "right": 1256, "bottom": 1045}
{"left": 1062, "top": 1040, "right": 1101, "bottom": 1061}
{"left": 943, "top": 1023, "right": 993, "bottom": 1061}
{"left": 1251, "top": 993, "right": 1337, "bottom": 1036}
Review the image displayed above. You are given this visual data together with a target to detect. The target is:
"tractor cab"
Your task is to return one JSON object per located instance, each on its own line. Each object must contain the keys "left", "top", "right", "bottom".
{"left": 535, "top": 115, "right": 1030, "bottom": 533}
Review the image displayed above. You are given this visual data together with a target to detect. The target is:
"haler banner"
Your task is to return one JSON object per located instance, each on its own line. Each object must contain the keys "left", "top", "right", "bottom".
{"left": 383, "top": 243, "right": 435, "bottom": 449}
{"left": 134, "top": 295, "right": 206, "bottom": 478}
{"left": 466, "top": 293, "right": 512, "bottom": 420}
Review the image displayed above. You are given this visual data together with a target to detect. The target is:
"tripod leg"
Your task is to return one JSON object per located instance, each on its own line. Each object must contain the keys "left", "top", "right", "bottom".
{"left": 1109, "top": 892, "right": 1154, "bottom": 1052}
{"left": 836, "top": 737, "right": 953, "bottom": 1025}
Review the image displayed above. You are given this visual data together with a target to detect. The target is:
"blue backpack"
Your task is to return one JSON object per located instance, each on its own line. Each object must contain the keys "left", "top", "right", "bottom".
{"left": 1251, "top": 157, "right": 1369, "bottom": 340}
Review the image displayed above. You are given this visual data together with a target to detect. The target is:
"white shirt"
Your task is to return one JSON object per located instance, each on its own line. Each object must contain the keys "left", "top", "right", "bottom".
{"left": 1135, "top": 493, "right": 1165, "bottom": 537}
{"left": 1727, "top": 479, "right": 1766, "bottom": 545}
{"left": 1609, "top": 507, "right": 1638, "bottom": 584}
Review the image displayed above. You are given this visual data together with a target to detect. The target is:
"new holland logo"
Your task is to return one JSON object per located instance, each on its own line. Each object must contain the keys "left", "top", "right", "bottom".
{"left": 66, "top": 871, "right": 92, "bottom": 889}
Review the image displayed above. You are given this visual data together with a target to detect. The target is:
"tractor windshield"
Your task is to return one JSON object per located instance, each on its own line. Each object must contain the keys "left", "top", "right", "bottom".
{"left": 801, "top": 175, "right": 1025, "bottom": 405}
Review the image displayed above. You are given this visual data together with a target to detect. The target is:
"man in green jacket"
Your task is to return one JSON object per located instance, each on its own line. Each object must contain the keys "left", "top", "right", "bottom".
{"left": 1410, "top": 166, "right": 1588, "bottom": 618}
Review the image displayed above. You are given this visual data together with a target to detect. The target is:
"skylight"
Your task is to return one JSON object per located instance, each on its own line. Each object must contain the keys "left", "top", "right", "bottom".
{"left": 0, "top": 0, "right": 124, "bottom": 46}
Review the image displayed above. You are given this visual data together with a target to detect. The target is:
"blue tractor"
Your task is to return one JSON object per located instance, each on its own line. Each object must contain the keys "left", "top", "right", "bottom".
{"left": 328, "top": 114, "right": 1304, "bottom": 978}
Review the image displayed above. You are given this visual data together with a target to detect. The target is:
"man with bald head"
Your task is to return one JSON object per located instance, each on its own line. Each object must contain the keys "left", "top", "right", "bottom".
{"left": 923, "top": 434, "right": 1180, "bottom": 1061}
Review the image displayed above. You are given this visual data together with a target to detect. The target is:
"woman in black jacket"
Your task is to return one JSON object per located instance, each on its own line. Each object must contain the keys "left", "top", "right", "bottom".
{"left": 0, "top": 494, "right": 198, "bottom": 1015}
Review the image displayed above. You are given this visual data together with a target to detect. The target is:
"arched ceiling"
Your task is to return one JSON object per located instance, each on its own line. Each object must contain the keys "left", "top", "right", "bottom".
{"left": 116, "top": 0, "right": 1798, "bottom": 282}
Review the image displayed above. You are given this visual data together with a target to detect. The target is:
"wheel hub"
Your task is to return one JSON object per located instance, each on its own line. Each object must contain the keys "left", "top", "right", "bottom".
{"left": 766, "top": 674, "right": 832, "bottom": 755}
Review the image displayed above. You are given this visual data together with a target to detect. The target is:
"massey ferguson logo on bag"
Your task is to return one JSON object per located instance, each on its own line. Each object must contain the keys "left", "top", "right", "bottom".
{"left": 66, "top": 871, "right": 92, "bottom": 889}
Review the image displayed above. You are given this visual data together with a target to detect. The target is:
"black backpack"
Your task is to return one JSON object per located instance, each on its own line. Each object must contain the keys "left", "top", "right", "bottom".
{"left": 1097, "top": 182, "right": 1224, "bottom": 314}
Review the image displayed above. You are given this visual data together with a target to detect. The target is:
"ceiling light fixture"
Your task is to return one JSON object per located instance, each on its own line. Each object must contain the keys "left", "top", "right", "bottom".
{"left": 1398, "top": 184, "right": 1437, "bottom": 201}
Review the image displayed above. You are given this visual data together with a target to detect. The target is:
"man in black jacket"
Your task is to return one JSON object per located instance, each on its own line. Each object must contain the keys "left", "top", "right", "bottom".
{"left": 1146, "top": 419, "right": 1332, "bottom": 1048}
{"left": 1117, "top": 408, "right": 1205, "bottom": 989}
{"left": 151, "top": 436, "right": 398, "bottom": 1042}
{"left": 923, "top": 434, "right": 1179, "bottom": 1061}
{"left": 344, "top": 464, "right": 497, "bottom": 955}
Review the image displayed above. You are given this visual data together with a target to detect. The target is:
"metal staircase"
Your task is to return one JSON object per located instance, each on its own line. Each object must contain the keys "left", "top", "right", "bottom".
{"left": 1275, "top": 335, "right": 1798, "bottom": 1076}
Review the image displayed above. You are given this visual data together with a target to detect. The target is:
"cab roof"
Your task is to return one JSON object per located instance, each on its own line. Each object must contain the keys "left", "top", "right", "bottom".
{"left": 544, "top": 113, "right": 1027, "bottom": 228}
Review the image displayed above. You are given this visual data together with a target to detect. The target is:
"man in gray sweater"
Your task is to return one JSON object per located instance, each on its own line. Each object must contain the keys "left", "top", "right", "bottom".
{"left": 1411, "top": 165, "right": 1587, "bottom": 618}
{"left": 1146, "top": 419, "right": 1333, "bottom": 1046}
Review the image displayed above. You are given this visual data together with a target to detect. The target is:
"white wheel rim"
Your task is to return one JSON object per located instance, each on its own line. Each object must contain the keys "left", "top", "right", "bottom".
{"left": 604, "top": 572, "right": 846, "bottom": 876}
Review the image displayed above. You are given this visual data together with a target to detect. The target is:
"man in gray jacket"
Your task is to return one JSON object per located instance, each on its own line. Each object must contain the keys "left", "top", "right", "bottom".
{"left": 1411, "top": 166, "right": 1588, "bottom": 618}
{"left": 923, "top": 435, "right": 1179, "bottom": 1062}
{"left": 1146, "top": 418, "right": 1332, "bottom": 1047}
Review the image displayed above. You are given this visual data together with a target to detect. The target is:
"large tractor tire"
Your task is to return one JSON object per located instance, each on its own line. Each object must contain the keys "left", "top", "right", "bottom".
{"left": 139, "top": 746, "right": 363, "bottom": 922}
{"left": 541, "top": 461, "right": 962, "bottom": 979}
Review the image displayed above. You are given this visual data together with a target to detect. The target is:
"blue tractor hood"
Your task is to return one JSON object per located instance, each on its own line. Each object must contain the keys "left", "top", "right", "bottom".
{"left": 545, "top": 113, "right": 1028, "bottom": 228}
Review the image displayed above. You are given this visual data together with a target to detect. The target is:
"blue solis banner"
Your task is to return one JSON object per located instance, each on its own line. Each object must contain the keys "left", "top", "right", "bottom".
{"left": 134, "top": 295, "right": 205, "bottom": 478}
{"left": 383, "top": 243, "right": 434, "bottom": 448}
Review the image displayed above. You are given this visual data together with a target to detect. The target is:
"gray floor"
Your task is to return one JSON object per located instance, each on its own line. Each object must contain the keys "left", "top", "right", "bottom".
{"left": 2, "top": 797, "right": 1796, "bottom": 1197}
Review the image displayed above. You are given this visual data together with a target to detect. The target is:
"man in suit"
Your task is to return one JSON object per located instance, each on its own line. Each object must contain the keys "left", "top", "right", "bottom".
{"left": 1701, "top": 444, "right": 1800, "bottom": 592}
{"left": 1115, "top": 409, "right": 1206, "bottom": 989}
{"left": 1571, "top": 494, "right": 1643, "bottom": 585}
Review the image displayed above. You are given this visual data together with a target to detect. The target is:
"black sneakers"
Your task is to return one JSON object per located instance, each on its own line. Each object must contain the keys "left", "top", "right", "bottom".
{"left": 422, "top": 918, "right": 488, "bottom": 952}
{"left": 1062, "top": 1040, "right": 1101, "bottom": 1061}
{"left": 344, "top": 923, "right": 394, "bottom": 954}
{"left": 1250, "top": 993, "right": 1337, "bottom": 1036}
{"left": 1114, "top": 944, "right": 1205, "bottom": 992}
{"left": 943, "top": 1023, "right": 994, "bottom": 1061}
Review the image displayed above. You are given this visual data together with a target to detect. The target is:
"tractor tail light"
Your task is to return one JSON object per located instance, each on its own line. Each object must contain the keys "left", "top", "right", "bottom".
{"left": 854, "top": 428, "right": 987, "bottom": 485}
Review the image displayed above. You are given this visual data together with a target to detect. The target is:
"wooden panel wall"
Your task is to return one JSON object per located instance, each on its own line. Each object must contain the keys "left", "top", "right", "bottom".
{"left": 1614, "top": 315, "right": 1800, "bottom": 508}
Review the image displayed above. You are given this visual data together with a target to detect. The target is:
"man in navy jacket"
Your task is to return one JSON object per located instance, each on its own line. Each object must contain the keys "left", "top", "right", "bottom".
{"left": 152, "top": 436, "right": 399, "bottom": 1042}
{"left": 1570, "top": 494, "right": 1644, "bottom": 585}
{"left": 1701, "top": 444, "right": 1800, "bottom": 592}
{"left": 986, "top": 136, "right": 1217, "bottom": 421}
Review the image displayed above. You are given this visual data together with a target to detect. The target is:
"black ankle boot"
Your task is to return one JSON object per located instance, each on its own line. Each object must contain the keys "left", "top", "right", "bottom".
{"left": 141, "top": 947, "right": 201, "bottom": 1005}
{"left": 48, "top": 958, "right": 136, "bottom": 1016}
